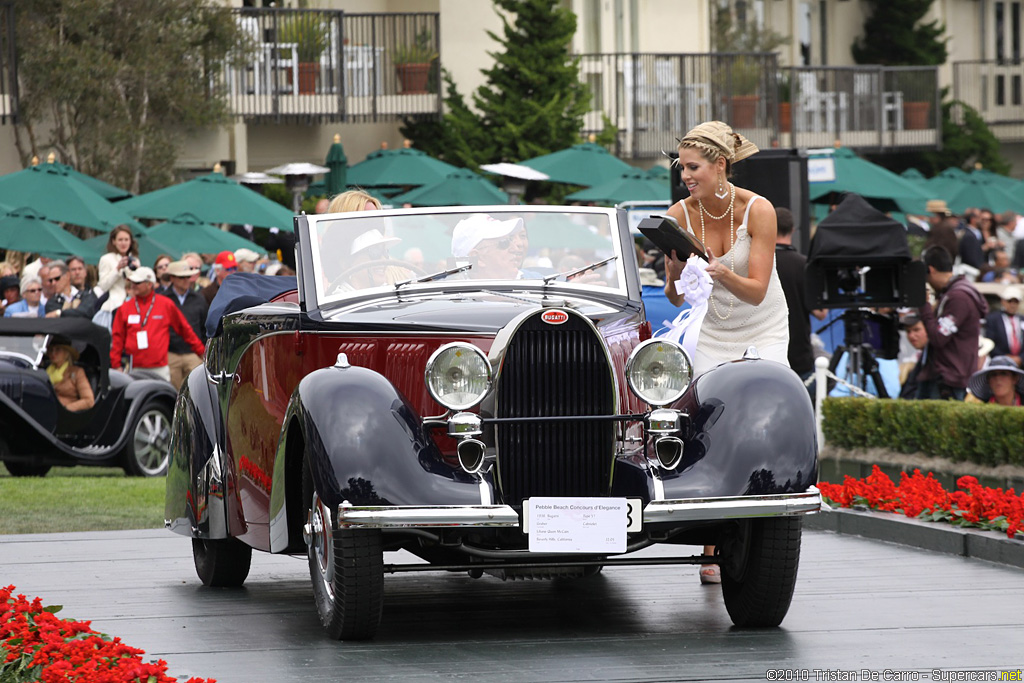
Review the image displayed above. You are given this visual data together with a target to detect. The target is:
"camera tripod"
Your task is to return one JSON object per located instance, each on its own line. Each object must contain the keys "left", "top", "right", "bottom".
{"left": 819, "top": 310, "right": 890, "bottom": 399}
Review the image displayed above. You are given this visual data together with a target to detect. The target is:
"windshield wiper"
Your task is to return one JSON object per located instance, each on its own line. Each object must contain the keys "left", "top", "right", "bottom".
{"left": 395, "top": 263, "right": 473, "bottom": 289}
{"left": 542, "top": 255, "right": 618, "bottom": 285}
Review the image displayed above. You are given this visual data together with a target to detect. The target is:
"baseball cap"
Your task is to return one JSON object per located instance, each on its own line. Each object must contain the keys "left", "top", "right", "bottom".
{"left": 125, "top": 266, "right": 156, "bottom": 284}
{"left": 451, "top": 214, "right": 525, "bottom": 258}
{"left": 215, "top": 251, "right": 238, "bottom": 269}
{"left": 1000, "top": 285, "right": 1022, "bottom": 302}
{"left": 165, "top": 260, "right": 200, "bottom": 278}
{"left": 350, "top": 229, "right": 400, "bottom": 255}
{"left": 234, "top": 247, "right": 260, "bottom": 263}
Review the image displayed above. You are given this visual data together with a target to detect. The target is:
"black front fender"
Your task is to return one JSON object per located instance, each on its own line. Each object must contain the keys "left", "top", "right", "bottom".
{"left": 663, "top": 358, "right": 818, "bottom": 499}
{"left": 291, "top": 363, "right": 481, "bottom": 514}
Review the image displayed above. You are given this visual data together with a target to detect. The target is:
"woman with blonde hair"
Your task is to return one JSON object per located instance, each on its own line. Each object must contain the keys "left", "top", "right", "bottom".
{"left": 327, "top": 189, "right": 381, "bottom": 213}
{"left": 659, "top": 121, "right": 790, "bottom": 587}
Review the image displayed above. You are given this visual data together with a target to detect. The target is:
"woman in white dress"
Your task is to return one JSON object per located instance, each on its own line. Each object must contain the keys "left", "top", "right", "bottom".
{"left": 661, "top": 121, "right": 790, "bottom": 586}
{"left": 663, "top": 121, "right": 789, "bottom": 377}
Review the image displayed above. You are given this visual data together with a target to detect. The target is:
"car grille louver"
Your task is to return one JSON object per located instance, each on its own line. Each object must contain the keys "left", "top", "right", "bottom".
{"left": 494, "top": 312, "right": 615, "bottom": 504}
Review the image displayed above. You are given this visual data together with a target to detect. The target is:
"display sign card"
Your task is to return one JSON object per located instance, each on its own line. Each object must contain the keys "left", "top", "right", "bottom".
{"left": 525, "top": 497, "right": 630, "bottom": 553}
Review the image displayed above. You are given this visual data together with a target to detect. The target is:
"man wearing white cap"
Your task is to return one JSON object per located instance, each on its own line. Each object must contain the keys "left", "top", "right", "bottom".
{"left": 451, "top": 214, "right": 529, "bottom": 279}
{"left": 234, "top": 247, "right": 261, "bottom": 273}
{"left": 984, "top": 285, "right": 1023, "bottom": 367}
{"left": 110, "top": 267, "right": 205, "bottom": 383}
{"left": 337, "top": 228, "right": 403, "bottom": 290}
{"left": 159, "top": 260, "right": 210, "bottom": 388}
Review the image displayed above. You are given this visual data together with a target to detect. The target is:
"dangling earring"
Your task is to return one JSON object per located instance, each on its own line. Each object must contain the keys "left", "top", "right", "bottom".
{"left": 714, "top": 175, "right": 729, "bottom": 200}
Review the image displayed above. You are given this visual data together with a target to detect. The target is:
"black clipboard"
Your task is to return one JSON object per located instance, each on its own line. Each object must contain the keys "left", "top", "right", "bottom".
{"left": 638, "top": 215, "right": 709, "bottom": 262}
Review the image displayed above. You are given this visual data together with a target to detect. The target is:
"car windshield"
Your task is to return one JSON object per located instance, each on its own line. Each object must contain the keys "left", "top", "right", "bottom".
{"left": 305, "top": 207, "right": 626, "bottom": 305}
{"left": 0, "top": 334, "right": 48, "bottom": 366}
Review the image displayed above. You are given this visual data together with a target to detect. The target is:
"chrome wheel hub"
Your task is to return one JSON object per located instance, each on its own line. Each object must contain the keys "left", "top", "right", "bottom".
{"left": 307, "top": 491, "right": 334, "bottom": 601}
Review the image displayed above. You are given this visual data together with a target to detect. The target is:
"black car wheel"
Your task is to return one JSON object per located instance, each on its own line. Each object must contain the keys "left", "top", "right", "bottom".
{"left": 3, "top": 461, "right": 52, "bottom": 477}
{"left": 192, "top": 537, "right": 252, "bottom": 587}
{"left": 721, "top": 516, "right": 802, "bottom": 627}
{"left": 121, "top": 401, "right": 172, "bottom": 477}
{"left": 303, "top": 458, "right": 383, "bottom": 640}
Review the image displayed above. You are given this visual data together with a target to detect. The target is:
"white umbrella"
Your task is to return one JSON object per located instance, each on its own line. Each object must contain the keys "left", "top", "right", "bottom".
{"left": 230, "top": 172, "right": 284, "bottom": 185}
{"left": 480, "top": 163, "right": 550, "bottom": 204}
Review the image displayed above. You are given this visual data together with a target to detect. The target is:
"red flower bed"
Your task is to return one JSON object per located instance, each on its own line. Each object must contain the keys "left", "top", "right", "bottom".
{"left": 819, "top": 465, "right": 1024, "bottom": 539}
{"left": 1, "top": 585, "right": 215, "bottom": 683}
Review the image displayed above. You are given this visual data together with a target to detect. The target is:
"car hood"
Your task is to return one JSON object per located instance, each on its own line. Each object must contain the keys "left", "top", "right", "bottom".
{"left": 316, "top": 290, "right": 639, "bottom": 335}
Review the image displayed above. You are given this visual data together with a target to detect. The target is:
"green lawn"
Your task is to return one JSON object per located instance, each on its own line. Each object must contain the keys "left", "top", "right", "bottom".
{"left": 0, "top": 463, "right": 166, "bottom": 534}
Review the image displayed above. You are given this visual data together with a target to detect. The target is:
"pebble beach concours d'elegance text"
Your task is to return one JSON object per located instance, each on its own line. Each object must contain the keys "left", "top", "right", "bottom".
{"left": 765, "top": 670, "right": 1023, "bottom": 681}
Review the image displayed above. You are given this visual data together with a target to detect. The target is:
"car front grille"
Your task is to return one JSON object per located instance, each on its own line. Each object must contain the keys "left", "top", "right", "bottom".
{"left": 494, "top": 311, "right": 615, "bottom": 504}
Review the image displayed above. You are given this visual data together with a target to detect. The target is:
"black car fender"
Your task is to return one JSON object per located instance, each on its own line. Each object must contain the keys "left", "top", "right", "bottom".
{"left": 165, "top": 364, "right": 231, "bottom": 538}
{"left": 287, "top": 362, "right": 481, "bottom": 516}
{"left": 662, "top": 358, "right": 818, "bottom": 499}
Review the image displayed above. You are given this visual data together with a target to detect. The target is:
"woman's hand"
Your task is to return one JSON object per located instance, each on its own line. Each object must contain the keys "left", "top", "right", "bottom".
{"left": 664, "top": 249, "right": 685, "bottom": 282}
{"left": 704, "top": 248, "right": 730, "bottom": 282}
{"left": 117, "top": 255, "right": 131, "bottom": 270}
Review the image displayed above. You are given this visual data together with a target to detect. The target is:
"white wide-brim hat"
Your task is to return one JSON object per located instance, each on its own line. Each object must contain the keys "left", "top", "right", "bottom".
{"left": 451, "top": 213, "right": 525, "bottom": 258}
{"left": 350, "top": 228, "right": 400, "bottom": 256}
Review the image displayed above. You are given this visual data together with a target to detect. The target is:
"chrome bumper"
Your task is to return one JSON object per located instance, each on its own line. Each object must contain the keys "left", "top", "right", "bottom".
{"left": 337, "top": 487, "right": 821, "bottom": 529}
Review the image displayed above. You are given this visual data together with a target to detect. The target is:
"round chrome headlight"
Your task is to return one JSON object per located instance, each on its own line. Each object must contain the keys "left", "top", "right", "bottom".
{"left": 625, "top": 339, "right": 693, "bottom": 407}
{"left": 425, "top": 343, "right": 492, "bottom": 410}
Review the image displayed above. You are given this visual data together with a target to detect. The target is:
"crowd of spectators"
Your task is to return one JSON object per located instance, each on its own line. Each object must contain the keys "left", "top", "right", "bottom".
{"left": 638, "top": 202, "right": 1024, "bottom": 407}
{"left": 1, "top": 227, "right": 296, "bottom": 393}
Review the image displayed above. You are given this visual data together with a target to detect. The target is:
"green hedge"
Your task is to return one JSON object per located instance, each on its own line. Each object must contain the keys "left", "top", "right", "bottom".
{"left": 822, "top": 398, "right": 1024, "bottom": 467}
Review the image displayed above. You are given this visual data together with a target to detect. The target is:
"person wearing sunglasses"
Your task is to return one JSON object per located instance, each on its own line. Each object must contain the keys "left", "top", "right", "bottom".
{"left": 44, "top": 260, "right": 99, "bottom": 320}
{"left": 451, "top": 213, "right": 531, "bottom": 280}
{"left": 3, "top": 277, "right": 45, "bottom": 318}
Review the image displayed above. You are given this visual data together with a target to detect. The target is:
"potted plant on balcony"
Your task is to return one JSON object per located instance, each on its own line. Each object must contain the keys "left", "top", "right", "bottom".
{"left": 278, "top": 12, "right": 330, "bottom": 95}
{"left": 727, "top": 56, "right": 763, "bottom": 129}
{"left": 777, "top": 72, "right": 792, "bottom": 132}
{"left": 392, "top": 29, "right": 438, "bottom": 94}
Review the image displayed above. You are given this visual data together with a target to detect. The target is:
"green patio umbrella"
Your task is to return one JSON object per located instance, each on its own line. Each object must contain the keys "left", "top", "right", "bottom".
{"left": 325, "top": 134, "right": 348, "bottom": 196}
{"left": 524, "top": 213, "right": 615, "bottom": 251}
{"left": 0, "top": 207, "right": 103, "bottom": 259}
{"left": 0, "top": 163, "right": 142, "bottom": 232}
{"left": 807, "top": 147, "right": 931, "bottom": 214}
{"left": 922, "top": 167, "right": 969, "bottom": 201}
{"left": 46, "top": 161, "right": 132, "bottom": 201}
{"left": 388, "top": 169, "right": 508, "bottom": 206}
{"left": 519, "top": 142, "right": 636, "bottom": 187}
{"left": 117, "top": 172, "right": 294, "bottom": 230}
{"left": 565, "top": 170, "right": 669, "bottom": 205}
{"left": 346, "top": 146, "right": 461, "bottom": 188}
{"left": 143, "top": 213, "right": 262, "bottom": 256}
{"left": 646, "top": 165, "right": 671, "bottom": 186}
{"left": 900, "top": 168, "right": 927, "bottom": 182}
{"left": 968, "top": 168, "right": 1020, "bottom": 192}
{"left": 944, "top": 176, "right": 1024, "bottom": 215}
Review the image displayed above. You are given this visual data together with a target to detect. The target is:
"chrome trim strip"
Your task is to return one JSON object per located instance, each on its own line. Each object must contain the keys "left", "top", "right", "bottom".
{"left": 337, "top": 503, "right": 520, "bottom": 529}
{"left": 335, "top": 488, "right": 820, "bottom": 529}
{"left": 643, "top": 487, "right": 822, "bottom": 522}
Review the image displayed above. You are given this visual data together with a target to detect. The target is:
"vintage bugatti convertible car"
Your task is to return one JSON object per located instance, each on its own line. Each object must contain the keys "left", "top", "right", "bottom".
{"left": 0, "top": 318, "right": 177, "bottom": 477}
{"left": 165, "top": 205, "right": 820, "bottom": 640}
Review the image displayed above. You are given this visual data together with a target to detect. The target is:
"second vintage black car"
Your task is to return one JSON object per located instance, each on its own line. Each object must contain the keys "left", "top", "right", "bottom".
{"left": 0, "top": 318, "right": 177, "bottom": 477}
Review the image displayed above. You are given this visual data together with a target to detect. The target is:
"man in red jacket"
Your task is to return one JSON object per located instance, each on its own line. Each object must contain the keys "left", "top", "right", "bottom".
{"left": 110, "top": 267, "right": 205, "bottom": 383}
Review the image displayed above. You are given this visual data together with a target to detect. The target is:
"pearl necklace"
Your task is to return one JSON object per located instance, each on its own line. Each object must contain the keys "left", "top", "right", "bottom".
{"left": 698, "top": 183, "right": 736, "bottom": 320}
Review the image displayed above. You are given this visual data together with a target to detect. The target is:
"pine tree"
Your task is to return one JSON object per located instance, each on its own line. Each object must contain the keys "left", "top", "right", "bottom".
{"left": 852, "top": 0, "right": 947, "bottom": 66}
{"left": 402, "top": 0, "right": 592, "bottom": 167}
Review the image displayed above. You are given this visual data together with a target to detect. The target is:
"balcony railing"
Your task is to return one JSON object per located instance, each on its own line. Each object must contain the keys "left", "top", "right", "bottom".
{"left": 222, "top": 8, "right": 441, "bottom": 124}
{"left": 577, "top": 53, "right": 940, "bottom": 158}
{"left": 0, "top": 1, "right": 18, "bottom": 124}
{"left": 953, "top": 60, "right": 1024, "bottom": 142}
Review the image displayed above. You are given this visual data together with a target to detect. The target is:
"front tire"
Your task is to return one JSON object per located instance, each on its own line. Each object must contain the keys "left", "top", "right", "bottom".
{"left": 3, "top": 461, "right": 52, "bottom": 477}
{"left": 192, "top": 537, "right": 252, "bottom": 587}
{"left": 121, "top": 400, "right": 172, "bottom": 476}
{"left": 721, "top": 517, "right": 802, "bottom": 627}
{"left": 304, "top": 458, "right": 383, "bottom": 640}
